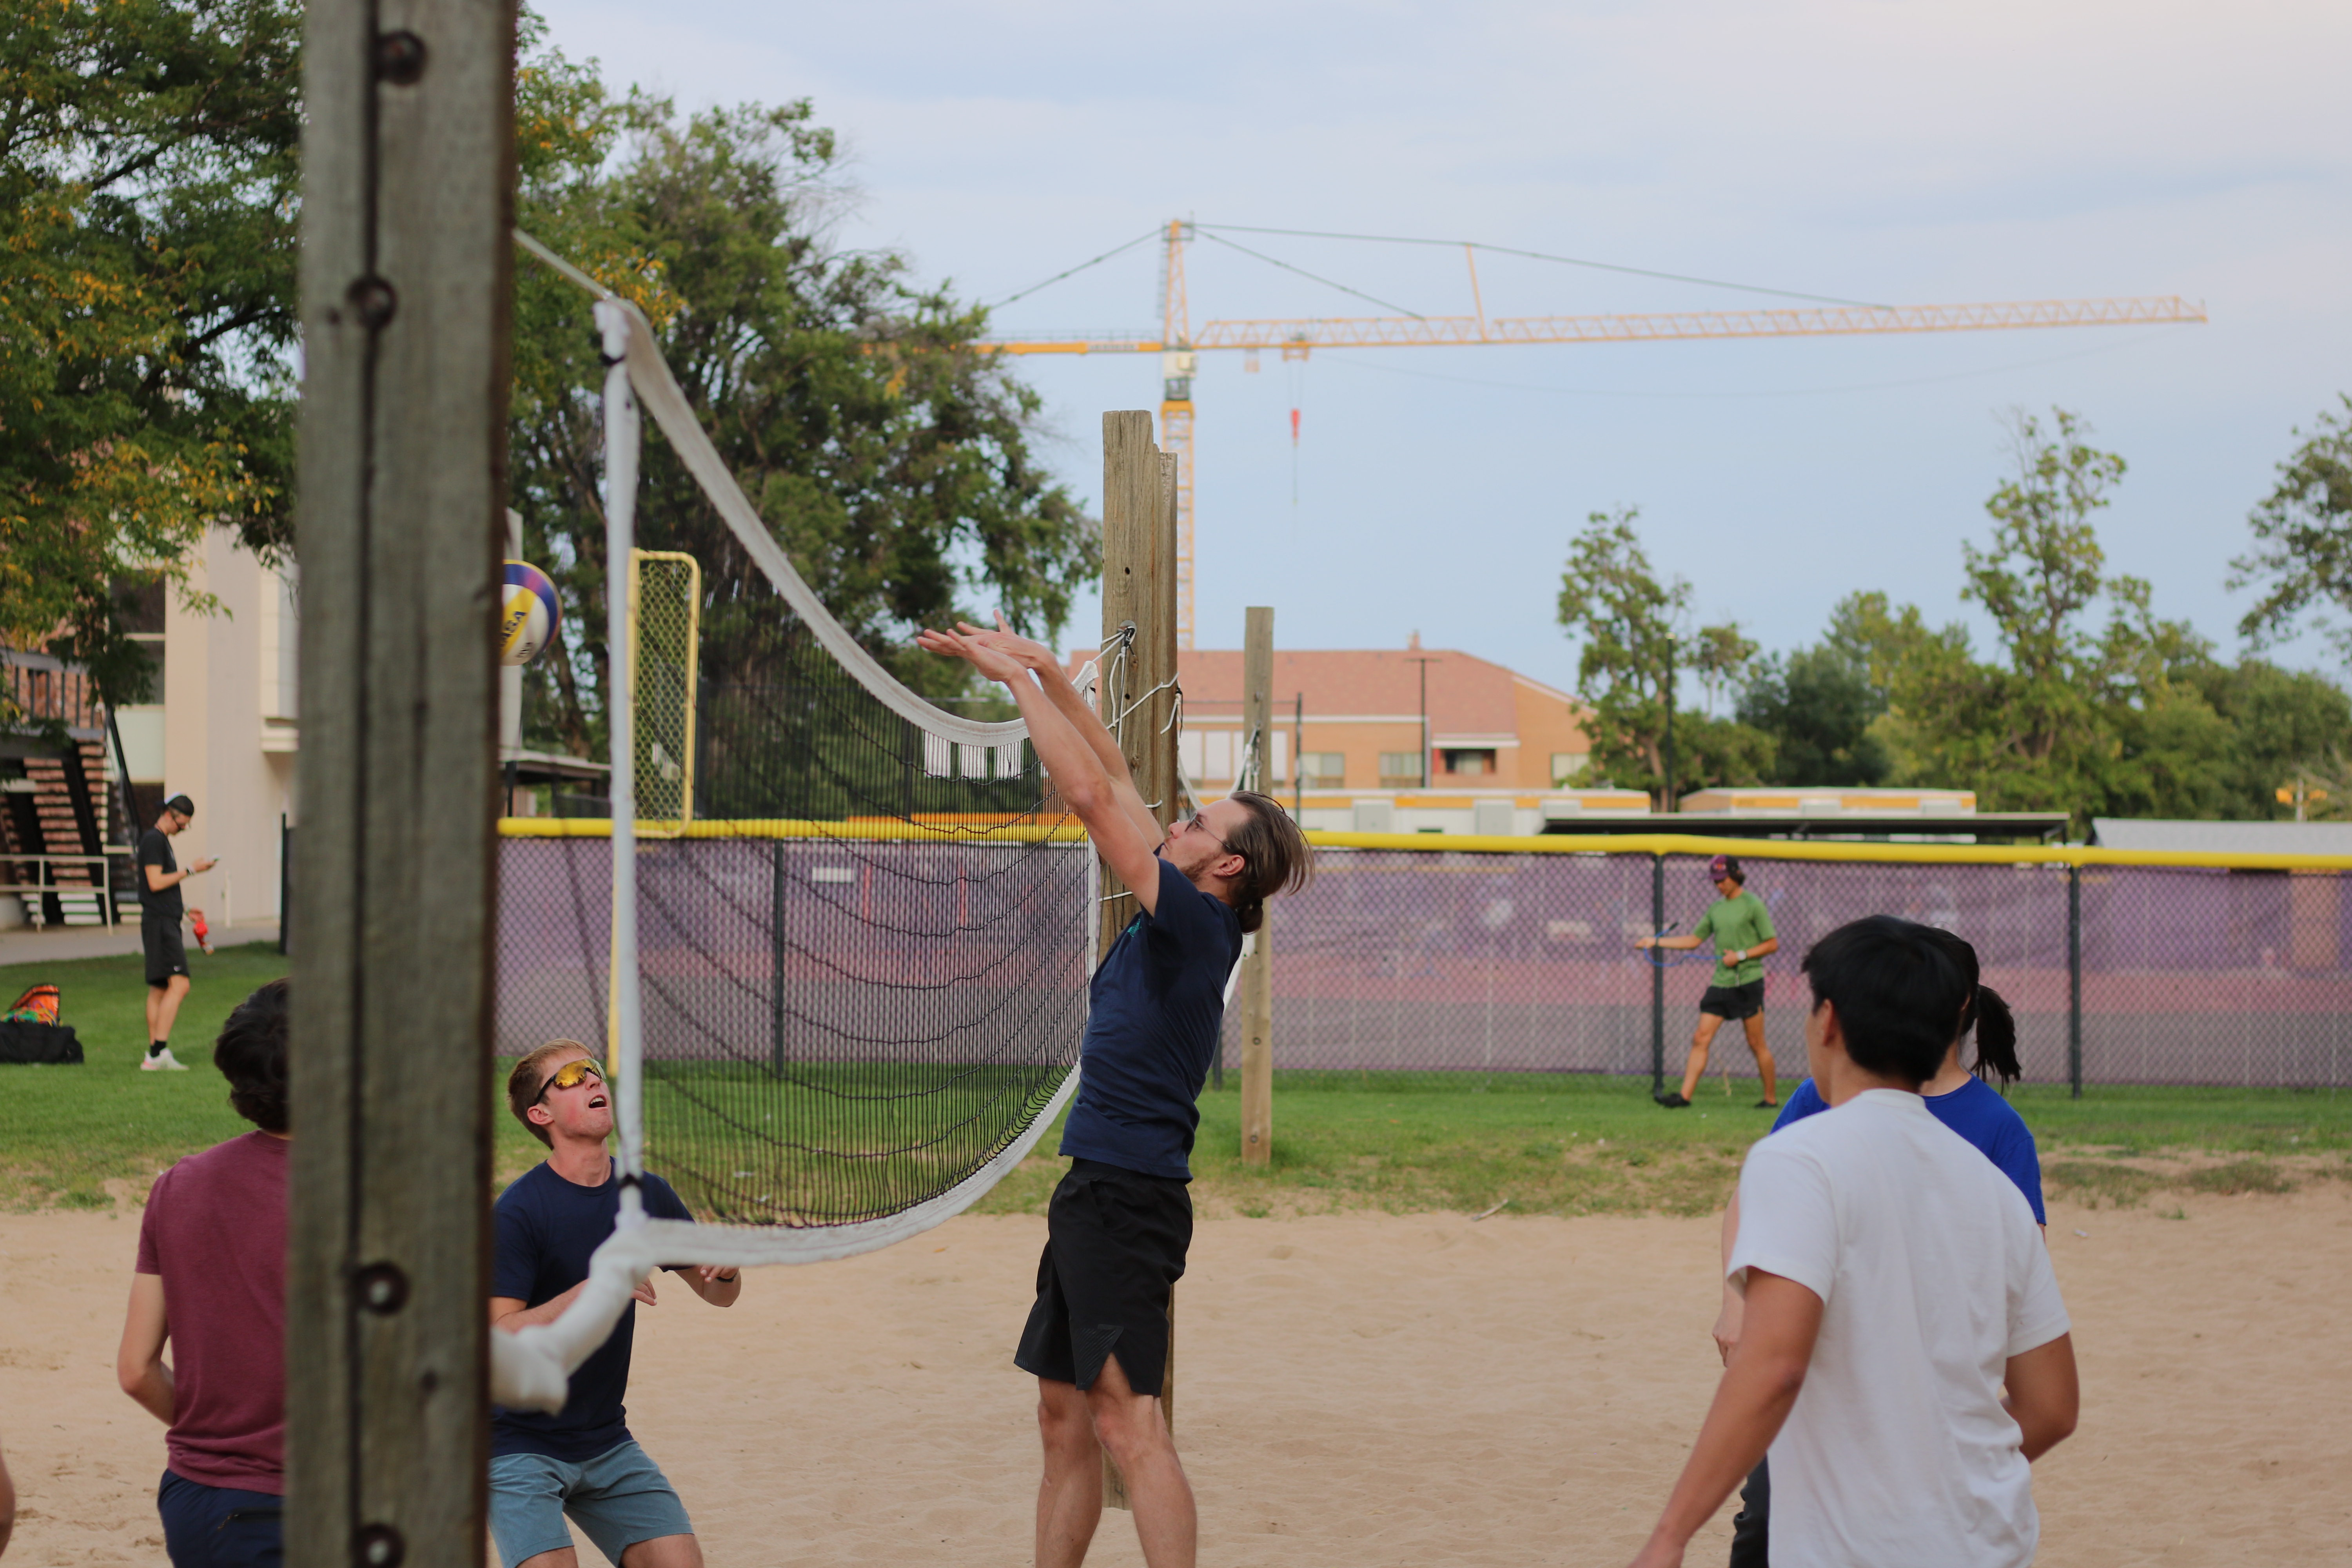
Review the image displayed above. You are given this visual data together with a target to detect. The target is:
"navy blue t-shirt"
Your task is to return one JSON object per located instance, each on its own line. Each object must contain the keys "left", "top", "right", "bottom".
{"left": 1058, "top": 856, "right": 1244, "bottom": 1181}
{"left": 490, "top": 1163, "right": 695, "bottom": 1461}
{"left": 1774, "top": 1074, "right": 2047, "bottom": 1224}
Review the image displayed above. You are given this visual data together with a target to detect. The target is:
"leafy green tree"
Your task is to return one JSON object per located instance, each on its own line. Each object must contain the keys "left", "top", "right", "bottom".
{"left": 0, "top": 0, "right": 301, "bottom": 719}
{"left": 1736, "top": 639, "right": 1891, "bottom": 786}
{"left": 1556, "top": 507, "right": 1772, "bottom": 801}
{"left": 2230, "top": 395, "right": 2352, "bottom": 657}
{"left": 1690, "top": 621, "right": 1758, "bottom": 717}
{"left": 505, "top": 47, "right": 1096, "bottom": 758}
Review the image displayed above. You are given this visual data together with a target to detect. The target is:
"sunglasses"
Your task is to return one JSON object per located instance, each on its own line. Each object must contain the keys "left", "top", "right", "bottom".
{"left": 535, "top": 1058, "right": 604, "bottom": 1103}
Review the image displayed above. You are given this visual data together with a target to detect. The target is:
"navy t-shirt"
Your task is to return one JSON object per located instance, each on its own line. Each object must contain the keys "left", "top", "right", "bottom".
{"left": 1058, "top": 856, "right": 1244, "bottom": 1181}
{"left": 1774, "top": 1074, "right": 2047, "bottom": 1224}
{"left": 137, "top": 828, "right": 181, "bottom": 919}
{"left": 490, "top": 1162, "right": 695, "bottom": 1461}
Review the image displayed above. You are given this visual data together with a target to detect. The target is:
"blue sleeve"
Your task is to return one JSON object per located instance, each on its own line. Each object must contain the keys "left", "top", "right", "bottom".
{"left": 1993, "top": 1116, "right": 2047, "bottom": 1225}
{"left": 644, "top": 1173, "right": 700, "bottom": 1272}
{"left": 1771, "top": 1078, "right": 1826, "bottom": 1133}
{"left": 491, "top": 1184, "right": 542, "bottom": 1302}
{"left": 1144, "top": 856, "right": 1236, "bottom": 967}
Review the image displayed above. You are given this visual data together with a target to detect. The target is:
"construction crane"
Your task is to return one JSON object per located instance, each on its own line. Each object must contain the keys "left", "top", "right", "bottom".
{"left": 975, "top": 220, "right": 2207, "bottom": 649}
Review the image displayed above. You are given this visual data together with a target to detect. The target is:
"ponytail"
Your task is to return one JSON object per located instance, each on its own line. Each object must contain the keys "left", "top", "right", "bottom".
{"left": 1968, "top": 984, "right": 2021, "bottom": 1086}
{"left": 1221, "top": 791, "right": 1315, "bottom": 934}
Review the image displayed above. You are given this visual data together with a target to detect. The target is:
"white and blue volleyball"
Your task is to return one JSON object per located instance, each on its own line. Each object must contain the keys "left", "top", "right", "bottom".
{"left": 500, "top": 561, "right": 560, "bottom": 666}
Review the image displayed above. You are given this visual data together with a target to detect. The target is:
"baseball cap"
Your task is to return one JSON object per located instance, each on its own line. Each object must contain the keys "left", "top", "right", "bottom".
{"left": 1708, "top": 854, "right": 1742, "bottom": 881}
{"left": 163, "top": 793, "right": 195, "bottom": 817}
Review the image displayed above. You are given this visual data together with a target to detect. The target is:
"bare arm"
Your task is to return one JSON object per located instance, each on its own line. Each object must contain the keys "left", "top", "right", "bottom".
{"left": 955, "top": 617, "right": 1161, "bottom": 849}
{"left": 679, "top": 1266, "right": 742, "bottom": 1308}
{"left": 143, "top": 859, "right": 214, "bottom": 893}
{"left": 1738, "top": 937, "right": 1780, "bottom": 960}
{"left": 2003, "top": 1333, "right": 2079, "bottom": 1461}
{"left": 0, "top": 1437, "right": 14, "bottom": 1558}
{"left": 918, "top": 626, "right": 1167, "bottom": 914}
{"left": 1627, "top": 1271, "right": 1823, "bottom": 1568}
{"left": 1710, "top": 1188, "right": 1744, "bottom": 1366}
{"left": 1636, "top": 935, "right": 1704, "bottom": 951}
{"left": 116, "top": 1273, "right": 176, "bottom": 1425}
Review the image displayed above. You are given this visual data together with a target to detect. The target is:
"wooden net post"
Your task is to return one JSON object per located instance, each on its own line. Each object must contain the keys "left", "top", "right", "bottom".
{"left": 286, "top": 0, "right": 512, "bottom": 1561}
{"left": 1240, "top": 606, "right": 1275, "bottom": 1165}
{"left": 1098, "top": 414, "right": 1181, "bottom": 1510}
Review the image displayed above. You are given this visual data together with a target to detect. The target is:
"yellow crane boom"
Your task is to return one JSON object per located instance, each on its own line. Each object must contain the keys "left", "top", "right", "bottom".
{"left": 972, "top": 220, "right": 2207, "bottom": 648}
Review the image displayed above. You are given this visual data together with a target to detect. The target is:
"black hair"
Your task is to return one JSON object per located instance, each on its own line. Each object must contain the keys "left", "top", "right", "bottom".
{"left": 163, "top": 795, "right": 195, "bottom": 817}
{"left": 1799, "top": 916, "right": 1969, "bottom": 1087}
{"left": 214, "top": 978, "right": 289, "bottom": 1132}
{"left": 1918, "top": 927, "right": 2022, "bottom": 1086}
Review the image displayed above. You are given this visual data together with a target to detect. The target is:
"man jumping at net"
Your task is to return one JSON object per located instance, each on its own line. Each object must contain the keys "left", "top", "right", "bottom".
{"left": 920, "top": 615, "right": 1312, "bottom": 1568}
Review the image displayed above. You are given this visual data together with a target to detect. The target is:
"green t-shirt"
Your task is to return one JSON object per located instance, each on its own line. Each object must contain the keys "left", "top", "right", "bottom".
{"left": 1693, "top": 889, "right": 1774, "bottom": 986}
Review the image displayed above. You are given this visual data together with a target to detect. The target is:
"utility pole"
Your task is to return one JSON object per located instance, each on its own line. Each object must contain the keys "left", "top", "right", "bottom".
{"left": 1406, "top": 651, "right": 1441, "bottom": 789}
{"left": 1098, "top": 412, "right": 1180, "bottom": 1512}
{"left": 287, "top": 0, "right": 511, "bottom": 1563}
{"left": 1241, "top": 608, "right": 1274, "bottom": 1167}
{"left": 1661, "top": 636, "right": 1678, "bottom": 814}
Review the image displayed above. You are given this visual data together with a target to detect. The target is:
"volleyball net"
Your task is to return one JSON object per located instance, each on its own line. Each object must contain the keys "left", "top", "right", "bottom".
{"left": 1209, "top": 836, "right": 2352, "bottom": 1092}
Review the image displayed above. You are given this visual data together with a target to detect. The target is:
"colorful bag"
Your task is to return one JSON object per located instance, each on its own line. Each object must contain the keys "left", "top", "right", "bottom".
{"left": 6, "top": 984, "right": 60, "bottom": 1025}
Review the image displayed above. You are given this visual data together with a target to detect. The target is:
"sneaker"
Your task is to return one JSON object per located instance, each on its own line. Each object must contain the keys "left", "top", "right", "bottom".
{"left": 1755, "top": 1099, "right": 1779, "bottom": 1110}
{"left": 1654, "top": 1091, "right": 1691, "bottom": 1108}
{"left": 140, "top": 1048, "right": 189, "bottom": 1072}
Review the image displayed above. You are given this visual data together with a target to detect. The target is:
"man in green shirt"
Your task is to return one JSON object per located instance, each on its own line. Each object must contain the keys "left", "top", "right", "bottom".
{"left": 1633, "top": 854, "right": 1780, "bottom": 1109}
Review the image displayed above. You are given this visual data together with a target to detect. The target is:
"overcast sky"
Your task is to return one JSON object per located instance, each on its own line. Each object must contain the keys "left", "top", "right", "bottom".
{"left": 530, "top": 0, "right": 2352, "bottom": 700}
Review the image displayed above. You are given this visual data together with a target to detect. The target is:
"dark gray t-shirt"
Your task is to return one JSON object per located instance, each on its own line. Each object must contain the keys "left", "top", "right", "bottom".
{"left": 137, "top": 827, "right": 181, "bottom": 920}
{"left": 1058, "top": 857, "right": 1243, "bottom": 1181}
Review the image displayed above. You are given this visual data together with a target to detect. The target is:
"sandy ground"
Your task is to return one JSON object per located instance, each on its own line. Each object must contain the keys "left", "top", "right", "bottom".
{"left": 4, "top": 1187, "right": 2349, "bottom": 1566}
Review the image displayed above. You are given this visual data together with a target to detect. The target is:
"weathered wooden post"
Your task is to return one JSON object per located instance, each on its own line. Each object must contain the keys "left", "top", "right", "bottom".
{"left": 1097, "top": 414, "right": 1181, "bottom": 1510}
{"left": 286, "top": 0, "right": 512, "bottom": 1562}
{"left": 1240, "top": 606, "right": 1275, "bottom": 1167}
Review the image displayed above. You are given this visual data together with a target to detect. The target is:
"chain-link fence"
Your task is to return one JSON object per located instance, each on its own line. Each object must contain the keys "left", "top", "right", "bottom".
{"left": 1218, "top": 846, "right": 2352, "bottom": 1091}
{"left": 629, "top": 550, "right": 701, "bottom": 835}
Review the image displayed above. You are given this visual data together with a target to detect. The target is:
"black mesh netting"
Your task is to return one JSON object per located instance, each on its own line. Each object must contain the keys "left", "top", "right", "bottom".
{"left": 499, "top": 613, "right": 1089, "bottom": 1228}
{"left": 1212, "top": 850, "right": 2352, "bottom": 1089}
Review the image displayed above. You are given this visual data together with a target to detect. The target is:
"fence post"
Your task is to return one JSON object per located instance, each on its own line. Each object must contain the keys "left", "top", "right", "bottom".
{"left": 2067, "top": 864, "right": 2083, "bottom": 1100}
{"left": 1240, "top": 605, "right": 1275, "bottom": 1165}
{"left": 1651, "top": 853, "right": 1666, "bottom": 1096}
{"left": 771, "top": 840, "right": 788, "bottom": 1076}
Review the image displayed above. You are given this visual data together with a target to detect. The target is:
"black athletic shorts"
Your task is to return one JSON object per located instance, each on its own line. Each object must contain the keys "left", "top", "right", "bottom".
{"left": 143, "top": 912, "right": 189, "bottom": 988}
{"left": 1699, "top": 980, "right": 1764, "bottom": 1020}
{"left": 1014, "top": 1158, "right": 1191, "bottom": 1396}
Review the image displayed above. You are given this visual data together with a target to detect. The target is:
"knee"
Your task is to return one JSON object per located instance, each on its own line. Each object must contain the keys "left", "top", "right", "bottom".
{"left": 1086, "top": 1396, "right": 1166, "bottom": 1468}
{"left": 1036, "top": 1390, "right": 1095, "bottom": 1454}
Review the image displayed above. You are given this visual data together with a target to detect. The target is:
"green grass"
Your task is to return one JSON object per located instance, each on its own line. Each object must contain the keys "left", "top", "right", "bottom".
{"left": 8, "top": 946, "right": 2351, "bottom": 1216}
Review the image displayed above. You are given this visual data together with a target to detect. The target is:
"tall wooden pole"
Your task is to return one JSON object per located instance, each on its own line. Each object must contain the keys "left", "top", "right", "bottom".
{"left": 1240, "top": 607, "right": 1275, "bottom": 1166}
{"left": 1097, "top": 414, "right": 1180, "bottom": 1511}
{"left": 287, "top": 2, "right": 512, "bottom": 1563}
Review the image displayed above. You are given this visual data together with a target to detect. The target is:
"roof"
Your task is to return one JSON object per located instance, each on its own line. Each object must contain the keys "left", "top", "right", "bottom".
{"left": 1073, "top": 646, "right": 1581, "bottom": 734}
{"left": 2088, "top": 818, "right": 2352, "bottom": 854}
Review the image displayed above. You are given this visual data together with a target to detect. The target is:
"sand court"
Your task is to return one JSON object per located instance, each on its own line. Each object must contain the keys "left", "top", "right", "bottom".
{"left": 3, "top": 1186, "right": 2348, "bottom": 1565}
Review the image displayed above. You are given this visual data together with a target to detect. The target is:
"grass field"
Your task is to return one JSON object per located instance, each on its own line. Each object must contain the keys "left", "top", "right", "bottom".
{"left": 6, "top": 947, "right": 2347, "bottom": 1215}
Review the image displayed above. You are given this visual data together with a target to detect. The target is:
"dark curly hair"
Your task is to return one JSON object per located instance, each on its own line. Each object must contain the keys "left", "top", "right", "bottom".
{"left": 214, "top": 978, "right": 290, "bottom": 1133}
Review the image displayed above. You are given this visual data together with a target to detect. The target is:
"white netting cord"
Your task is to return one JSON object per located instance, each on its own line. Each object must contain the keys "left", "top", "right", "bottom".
{"left": 594, "top": 299, "right": 649, "bottom": 1210}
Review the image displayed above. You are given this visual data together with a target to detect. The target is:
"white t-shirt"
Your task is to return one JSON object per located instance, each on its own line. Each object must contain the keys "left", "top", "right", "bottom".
{"left": 1729, "top": 1088, "right": 2071, "bottom": 1568}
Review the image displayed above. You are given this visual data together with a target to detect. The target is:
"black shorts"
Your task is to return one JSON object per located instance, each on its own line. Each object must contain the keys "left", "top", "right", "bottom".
{"left": 1014, "top": 1159, "right": 1191, "bottom": 1396}
{"left": 1699, "top": 980, "right": 1764, "bottom": 1020}
{"left": 143, "top": 913, "right": 189, "bottom": 988}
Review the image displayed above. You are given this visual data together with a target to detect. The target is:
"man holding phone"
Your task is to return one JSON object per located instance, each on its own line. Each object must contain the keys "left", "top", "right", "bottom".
{"left": 137, "top": 794, "right": 215, "bottom": 1072}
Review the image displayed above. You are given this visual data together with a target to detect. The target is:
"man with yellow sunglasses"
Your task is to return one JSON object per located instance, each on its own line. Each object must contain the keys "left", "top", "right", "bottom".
{"left": 486, "top": 1040, "right": 742, "bottom": 1568}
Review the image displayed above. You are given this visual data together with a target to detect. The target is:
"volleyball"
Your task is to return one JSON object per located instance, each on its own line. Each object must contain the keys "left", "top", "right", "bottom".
{"left": 501, "top": 561, "right": 560, "bottom": 666}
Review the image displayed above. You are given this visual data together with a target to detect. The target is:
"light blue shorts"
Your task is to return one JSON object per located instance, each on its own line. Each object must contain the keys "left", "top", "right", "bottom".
{"left": 488, "top": 1441, "right": 693, "bottom": 1568}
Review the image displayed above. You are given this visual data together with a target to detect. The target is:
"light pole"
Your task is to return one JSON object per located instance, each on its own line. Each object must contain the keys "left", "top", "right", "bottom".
{"left": 1406, "top": 652, "right": 1441, "bottom": 789}
{"left": 1661, "top": 635, "right": 1678, "bottom": 815}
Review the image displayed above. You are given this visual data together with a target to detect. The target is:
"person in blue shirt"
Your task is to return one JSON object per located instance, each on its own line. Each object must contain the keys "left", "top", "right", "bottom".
{"left": 1711, "top": 926, "right": 2042, "bottom": 1568}
{"left": 487, "top": 1040, "right": 742, "bottom": 1568}
{"left": 920, "top": 615, "right": 1312, "bottom": 1568}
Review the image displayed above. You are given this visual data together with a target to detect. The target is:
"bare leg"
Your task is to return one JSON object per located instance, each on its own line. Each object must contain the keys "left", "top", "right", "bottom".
{"left": 1743, "top": 1013, "right": 1778, "bottom": 1104}
{"left": 153, "top": 975, "right": 191, "bottom": 1045}
{"left": 1086, "top": 1354, "right": 1195, "bottom": 1568}
{"left": 1036, "top": 1377, "right": 1104, "bottom": 1568}
{"left": 145, "top": 985, "right": 162, "bottom": 1043}
{"left": 517, "top": 1553, "right": 579, "bottom": 1568}
{"left": 619, "top": 1535, "right": 703, "bottom": 1568}
{"left": 1679, "top": 1013, "right": 1726, "bottom": 1101}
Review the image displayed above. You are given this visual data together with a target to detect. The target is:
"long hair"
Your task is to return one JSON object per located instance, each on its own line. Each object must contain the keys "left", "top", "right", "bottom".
{"left": 1920, "top": 927, "right": 2022, "bottom": 1086}
{"left": 1220, "top": 792, "right": 1314, "bottom": 935}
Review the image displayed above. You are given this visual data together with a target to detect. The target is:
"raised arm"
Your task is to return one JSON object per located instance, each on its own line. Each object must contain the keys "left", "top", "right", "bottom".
{"left": 953, "top": 617, "right": 1162, "bottom": 849}
{"left": 918, "top": 625, "right": 1167, "bottom": 914}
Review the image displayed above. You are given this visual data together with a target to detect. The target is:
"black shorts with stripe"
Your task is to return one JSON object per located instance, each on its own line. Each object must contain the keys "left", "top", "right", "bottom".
{"left": 1014, "top": 1159, "right": 1190, "bottom": 1396}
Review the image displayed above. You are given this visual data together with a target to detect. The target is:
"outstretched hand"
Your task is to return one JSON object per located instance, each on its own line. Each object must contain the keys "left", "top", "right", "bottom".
{"left": 915, "top": 624, "right": 1027, "bottom": 686}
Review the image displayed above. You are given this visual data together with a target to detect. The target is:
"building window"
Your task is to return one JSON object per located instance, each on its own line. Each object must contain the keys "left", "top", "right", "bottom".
{"left": 1551, "top": 752, "right": 1587, "bottom": 786}
{"left": 1378, "top": 751, "right": 1425, "bottom": 788}
{"left": 1297, "top": 751, "right": 1346, "bottom": 787}
{"left": 1442, "top": 748, "right": 1496, "bottom": 777}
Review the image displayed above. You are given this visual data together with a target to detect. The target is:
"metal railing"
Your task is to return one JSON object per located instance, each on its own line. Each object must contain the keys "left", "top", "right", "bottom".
{"left": 0, "top": 848, "right": 136, "bottom": 929}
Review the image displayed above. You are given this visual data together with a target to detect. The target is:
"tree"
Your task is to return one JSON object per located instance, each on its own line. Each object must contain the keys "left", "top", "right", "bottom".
{"left": 2229, "top": 395, "right": 2352, "bottom": 657}
{"left": 505, "top": 45, "right": 1096, "bottom": 757}
{"left": 1690, "top": 621, "right": 1758, "bottom": 717}
{"left": 1736, "top": 637, "right": 1891, "bottom": 786}
{"left": 1556, "top": 507, "right": 1772, "bottom": 802}
{"left": 0, "top": 0, "right": 301, "bottom": 719}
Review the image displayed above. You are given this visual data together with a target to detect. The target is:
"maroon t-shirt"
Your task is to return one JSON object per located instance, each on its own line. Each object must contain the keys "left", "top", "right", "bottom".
{"left": 135, "top": 1131, "right": 288, "bottom": 1493}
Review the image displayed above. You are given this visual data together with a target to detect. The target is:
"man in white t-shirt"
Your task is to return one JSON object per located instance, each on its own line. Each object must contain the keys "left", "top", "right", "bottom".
{"left": 1625, "top": 915, "right": 2078, "bottom": 1568}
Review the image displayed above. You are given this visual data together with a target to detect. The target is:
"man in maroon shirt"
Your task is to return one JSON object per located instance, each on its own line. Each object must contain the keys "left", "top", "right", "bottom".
{"left": 116, "top": 979, "right": 289, "bottom": 1567}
